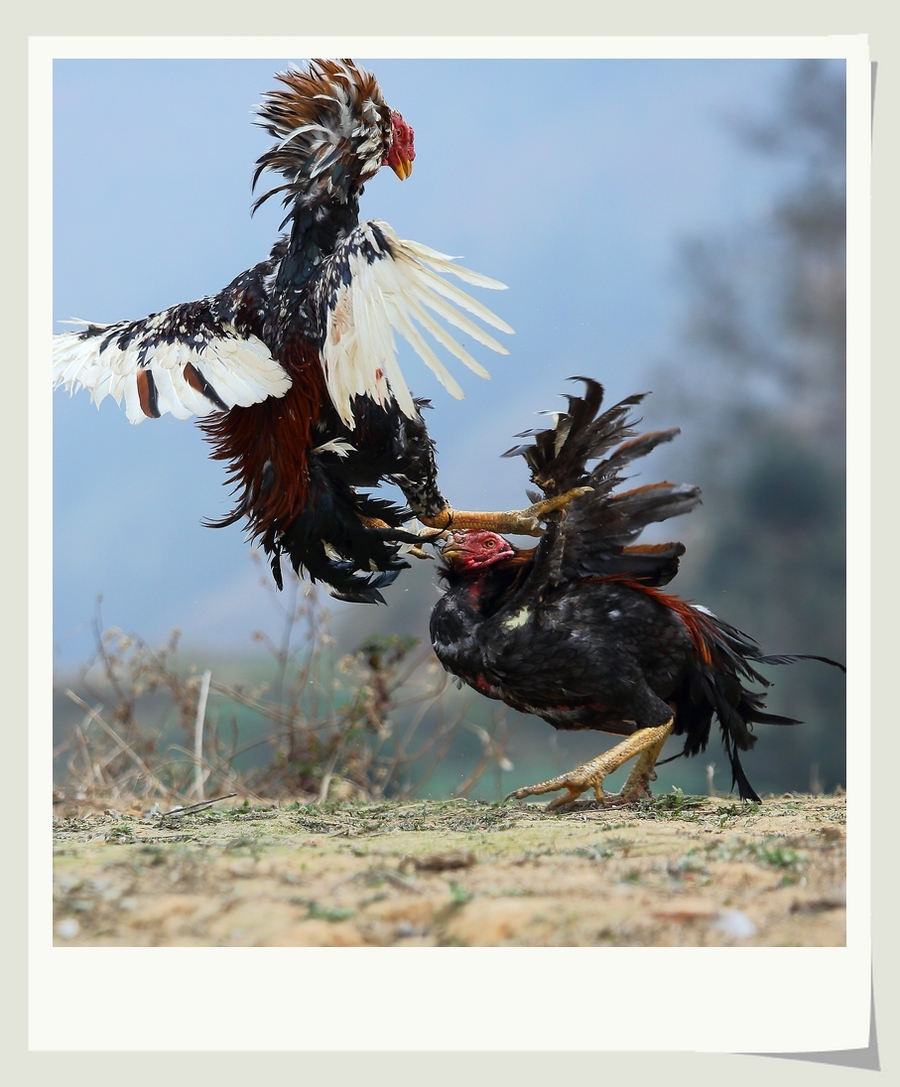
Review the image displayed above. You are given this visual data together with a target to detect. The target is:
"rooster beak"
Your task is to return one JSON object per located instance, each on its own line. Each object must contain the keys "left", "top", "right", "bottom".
{"left": 388, "top": 157, "right": 413, "bottom": 181}
{"left": 439, "top": 535, "right": 465, "bottom": 560}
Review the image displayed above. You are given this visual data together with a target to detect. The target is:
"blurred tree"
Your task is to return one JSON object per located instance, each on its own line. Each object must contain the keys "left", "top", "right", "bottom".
{"left": 648, "top": 59, "right": 847, "bottom": 794}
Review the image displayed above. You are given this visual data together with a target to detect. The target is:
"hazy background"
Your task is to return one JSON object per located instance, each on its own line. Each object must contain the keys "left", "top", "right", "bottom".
{"left": 52, "top": 57, "right": 846, "bottom": 796}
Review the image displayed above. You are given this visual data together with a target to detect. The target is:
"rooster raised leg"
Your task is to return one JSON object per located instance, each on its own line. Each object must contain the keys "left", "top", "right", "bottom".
{"left": 420, "top": 486, "right": 594, "bottom": 537}
{"left": 505, "top": 718, "right": 674, "bottom": 811}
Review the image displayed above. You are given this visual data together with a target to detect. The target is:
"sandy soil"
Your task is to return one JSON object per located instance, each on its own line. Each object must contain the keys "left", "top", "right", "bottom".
{"left": 52, "top": 793, "right": 846, "bottom": 947}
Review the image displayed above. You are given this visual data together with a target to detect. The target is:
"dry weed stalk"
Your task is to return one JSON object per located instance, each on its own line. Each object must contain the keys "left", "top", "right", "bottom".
{"left": 53, "top": 567, "right": 512, "bottom": 807}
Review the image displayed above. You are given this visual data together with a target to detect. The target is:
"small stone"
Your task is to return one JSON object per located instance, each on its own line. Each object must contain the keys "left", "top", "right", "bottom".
{"left": 711, "top": 909, "right": 757, "bottom": 938}
{"left": 56, "top": 918, "right": 80, "bottom": 939}
{"left": 411, "top": 849, "right": 476, "bottom": 872}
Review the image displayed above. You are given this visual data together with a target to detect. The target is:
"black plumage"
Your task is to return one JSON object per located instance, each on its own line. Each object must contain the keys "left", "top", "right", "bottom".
{"left": 430, "top": 379, "right": 845, "bottom": 806}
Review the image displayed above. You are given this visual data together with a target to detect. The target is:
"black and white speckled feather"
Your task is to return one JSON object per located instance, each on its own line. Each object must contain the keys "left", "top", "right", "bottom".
{"left": 52, "top": 246, "right": 291, "bottom": 424}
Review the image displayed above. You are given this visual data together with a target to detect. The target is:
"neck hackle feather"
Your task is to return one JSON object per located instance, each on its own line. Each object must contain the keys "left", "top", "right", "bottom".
{"left": 252, "top": 59, "right": 394, "bottom": 213}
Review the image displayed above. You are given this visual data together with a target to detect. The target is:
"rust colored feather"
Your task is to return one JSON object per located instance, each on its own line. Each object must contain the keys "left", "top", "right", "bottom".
{"left": 136, "top": 370, "right": 160, "bottom": 418}
{"left": 606, "top": 577, "right": 717, "bottom": 666}
{"left": 199, "top": 340, "right": 327, "bottom": 536}
{"left": 252, "top": 59, "right": 392, "bottom": 213}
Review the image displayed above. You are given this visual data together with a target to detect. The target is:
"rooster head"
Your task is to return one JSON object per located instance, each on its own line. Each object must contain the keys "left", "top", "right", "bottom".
{"left": 384, "top": 110, "right": 415, "bottom": 180}
{"left": 252, "top": 59, "right": 414, "bottom": 212}
{"left": 439, "top": 530, "right": 516, "bottom": 571}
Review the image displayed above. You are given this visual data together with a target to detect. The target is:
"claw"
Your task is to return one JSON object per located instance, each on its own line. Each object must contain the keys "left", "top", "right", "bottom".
{"left": 358, "top": 516, "right": 444, "bottom": 554}
{"left": 529, "top": 486, "right": 594, "bottom": 531}
{"left": 360, "top": 515, "right": 393, "bottom": 532}
{"left": 406, "top": 544, "right": 432, "bottom": 560}
{"left": 505, "top": 718, "right": 674, "bottom": 811}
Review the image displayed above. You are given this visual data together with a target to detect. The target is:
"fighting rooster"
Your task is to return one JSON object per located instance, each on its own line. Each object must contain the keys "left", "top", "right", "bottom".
{"left": 53, "top": 60, "right": 568, "bottom": 603}
{"left": 430, "top": 379, "right": 844, "bottom": 807}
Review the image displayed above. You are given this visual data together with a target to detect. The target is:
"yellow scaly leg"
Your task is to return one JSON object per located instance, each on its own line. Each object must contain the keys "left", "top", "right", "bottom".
{"left": 505, "top": 718, "right": 674, "bottom": 811}
{"left": 419, "top": 487, "right": 593, "bottom": 538}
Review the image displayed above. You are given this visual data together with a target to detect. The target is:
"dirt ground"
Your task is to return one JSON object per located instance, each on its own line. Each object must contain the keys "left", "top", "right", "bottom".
{"left": 52, "top": 793, "right": 846, "bottom": 947}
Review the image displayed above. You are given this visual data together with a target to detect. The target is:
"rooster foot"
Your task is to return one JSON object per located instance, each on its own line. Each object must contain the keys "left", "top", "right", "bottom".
{"left": 505, "top": 718, "right": 674, "bottom": 811}
{"left": 358, "top": 516, "right": 438, "bottom": 560}
{"left": 419, "top": 487, "right": 593, "bottom": 538}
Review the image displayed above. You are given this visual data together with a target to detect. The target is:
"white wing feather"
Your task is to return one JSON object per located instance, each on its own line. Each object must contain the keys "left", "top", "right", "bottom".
{"left": 55, "top": 220, "right": 514, "bottom": 431}
{"left": 52, "top": 309, "right": 291, "bottom": 425}
{"left": 319, "top": 220, "right": 513, "bottom": 427}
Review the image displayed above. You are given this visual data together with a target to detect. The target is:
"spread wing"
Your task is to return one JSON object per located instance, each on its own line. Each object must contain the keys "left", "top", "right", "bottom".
{"left": 52, "top": 256, "right": 291, "bottom": 424}
{"left": 313, "top": 220, "right": 514, "bottom": 427}
{"left": 504, "top": 378, "right": 702, "bottom": 586}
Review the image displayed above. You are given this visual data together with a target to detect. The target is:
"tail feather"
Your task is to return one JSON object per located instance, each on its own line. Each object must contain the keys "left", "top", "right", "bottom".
{"left": 673, "top": 607, "right": 844, "bottom": 800}
{"left": 495, "top": 377, "right": 846, "bottom": 801}
{"left": 505, "top": 379, "right": 648, "bottom": 497}
{"left": 753, "top": 652, "right": 846, "bottom": 673}
{"left": 719, "top": 725, "right": 762, "bottom": 803}
{"left": 269, "top": 530, "right": 410, "bottom": 605}
{"left": 265, "top": 458, "right": 417, "bottom": 603}
{"left": 504, "top": 379, "right": 700, "bottom": 587}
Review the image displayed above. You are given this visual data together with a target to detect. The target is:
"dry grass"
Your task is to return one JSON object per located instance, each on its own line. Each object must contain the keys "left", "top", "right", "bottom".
{"left": 53, "top": 570, "right": 513, "bottom": 810}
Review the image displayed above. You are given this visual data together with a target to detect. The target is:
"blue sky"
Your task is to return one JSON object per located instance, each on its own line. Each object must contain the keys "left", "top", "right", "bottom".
{"left": 52, "top": 57, "right": 812, "bottom": 669}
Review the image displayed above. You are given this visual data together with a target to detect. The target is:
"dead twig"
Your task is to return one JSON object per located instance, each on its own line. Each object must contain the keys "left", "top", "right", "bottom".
{"left": 56, "top": 571, "right": 512, "bottom": 808}
{"left": 158, "top": 793, "right": 238, "bottom": 819}
{"left": 192, "top": 669, "right": 212, "bottom": 799}
{"left": 65, "top": 690, "right": 170, "bottom": 796}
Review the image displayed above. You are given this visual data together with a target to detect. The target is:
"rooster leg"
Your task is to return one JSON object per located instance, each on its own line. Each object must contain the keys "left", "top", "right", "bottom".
{"left": 505, "top": 718, "right": 674, "bottom": 811}
{"left": 358, "top": 516, "right": 433, "bottom": 560}
{"left": 615, "top": 719, "right": 674, "bottom": 802}
{"left": 419, "top": 487, "right": 593, "bottom": 538}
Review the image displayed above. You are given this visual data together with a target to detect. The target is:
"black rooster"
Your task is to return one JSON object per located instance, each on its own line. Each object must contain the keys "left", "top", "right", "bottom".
{"left": 54, "top": 59, "right": 569, "bottom": 603}
{"left": 430, "top": 379, "right": 845, "bottom": 807}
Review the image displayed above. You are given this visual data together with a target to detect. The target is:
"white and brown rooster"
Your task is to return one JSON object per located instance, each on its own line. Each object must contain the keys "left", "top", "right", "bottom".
{"left": 54, "top": 59, "right": 573, "bottom": 602}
